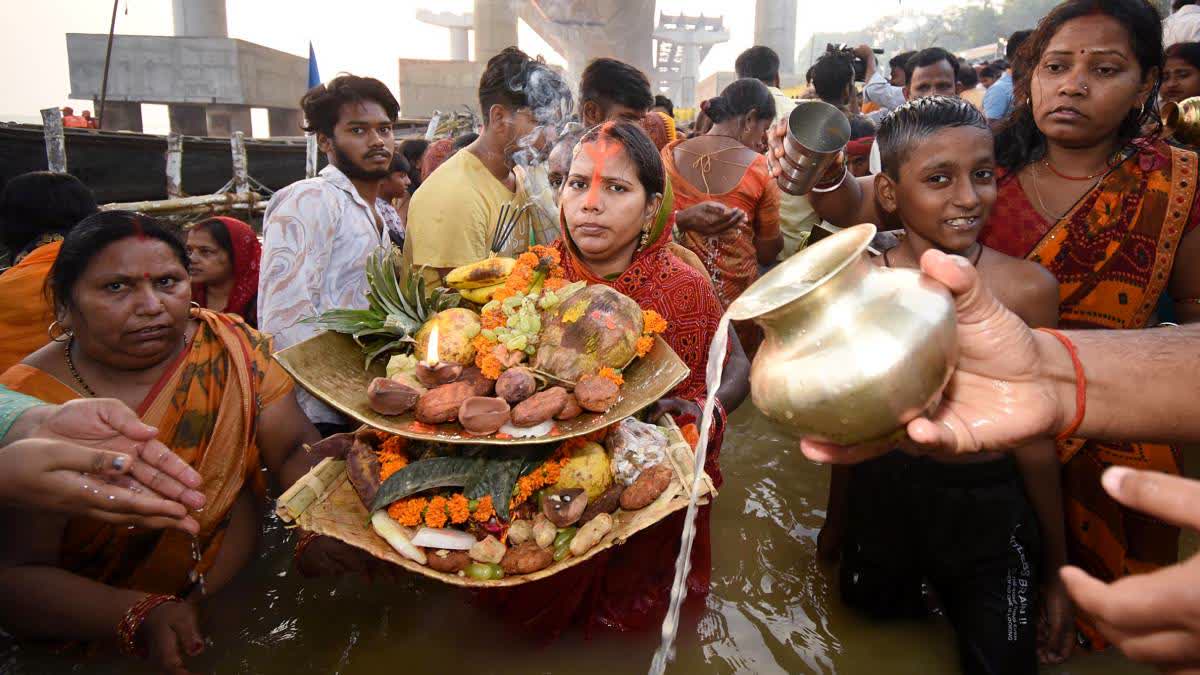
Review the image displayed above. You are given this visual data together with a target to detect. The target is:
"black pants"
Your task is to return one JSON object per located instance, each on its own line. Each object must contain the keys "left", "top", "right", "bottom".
{"left": 840, "top": 451, "right": 1041, "bottom": 675}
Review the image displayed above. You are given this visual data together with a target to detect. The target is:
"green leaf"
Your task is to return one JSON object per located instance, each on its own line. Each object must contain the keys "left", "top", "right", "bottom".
{"left": 466, "top": 456, "right": 524, "bottom": 522}
{"left": 370, "top": 457, "right": 483, "bottom": 512}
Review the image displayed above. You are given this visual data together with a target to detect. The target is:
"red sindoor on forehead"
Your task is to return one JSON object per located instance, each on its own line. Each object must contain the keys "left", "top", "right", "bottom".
{"left": 581, "top": 123, "right": 622, "bottom": 205}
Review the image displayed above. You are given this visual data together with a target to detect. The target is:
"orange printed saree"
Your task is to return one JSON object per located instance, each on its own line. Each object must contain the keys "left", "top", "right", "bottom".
{"left": 0, "top": 309, "right": 292, "bottom": 595}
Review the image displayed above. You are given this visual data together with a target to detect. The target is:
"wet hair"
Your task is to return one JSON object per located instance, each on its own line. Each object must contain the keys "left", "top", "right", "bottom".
{"left": 399, "top": 138, "right": 429, "bottom": 190}
{"left": 1006, "top": 30, "right": 1033, "bottom": 63}
{"left": 579, "top": 57, "right": 653, "bottom": 115}
{"left": 478, "top": 46, "right": 573, "bottom": 128}
{"left": 654, "top": 94, "right": 675, "bottom": 117}
{"left": 1165, "top": 41, "right": 1200, "bottom": 71}
{"left": 0, "top": 171, "right": 98, "bottom": 254}
{"left": 958, "top": 60, "right": 979, "bottom": 88}
{"left": 735, "top": 46, "right": 781, "bottom": 84}
{"left": 48, "top": 210, "right": 188, "bottom": 315}
{"left": 701, "top": 78, "right": 777, "bottom": 124}
{"left": 890, "top": 51, "right": 917, "bottom": 77}
{"left": 877, "top": 96, "right": 988, "bottom": 181}
{"left": 811, "top": 52, "right": 856, "bottom": 104}
{"left": 849, "top": 114, "right": 877, "bottom": 140}
{"left": 300, "top": 74, "right": 399, "bottom": 138}
{"left": 903, "top": 47, "right": 960, "bottom": 84}
{"left": 452, "top": 132, "right": 479, "bottom": 150}
{"left": 577, "top": 121, "right": 664, "bottom": 199}
{"left": 996, "top": 0, "right": 1163, "bottom": 170}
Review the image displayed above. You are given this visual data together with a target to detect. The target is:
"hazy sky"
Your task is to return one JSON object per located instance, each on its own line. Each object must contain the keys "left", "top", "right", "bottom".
{"left": 0, "top": 0, "right": 962, "bottom": 134}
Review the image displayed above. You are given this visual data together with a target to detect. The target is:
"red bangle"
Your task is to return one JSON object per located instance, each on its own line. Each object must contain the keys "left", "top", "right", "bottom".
{"left": 1037, "top": 328, "right": 1087, "bottom": 441}
{"left": 118, "top": 593, "right": 179, "bottom": 656}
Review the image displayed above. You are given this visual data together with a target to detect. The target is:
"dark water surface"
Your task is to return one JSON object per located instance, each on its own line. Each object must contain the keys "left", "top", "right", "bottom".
{"left": 5, "top": 405, "right": 1194, "bottom": 674}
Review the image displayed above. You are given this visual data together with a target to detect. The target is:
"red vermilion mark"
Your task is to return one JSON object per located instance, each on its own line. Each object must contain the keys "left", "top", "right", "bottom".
{"left": 580, "top": 122, "right": 621, "bottom": 207}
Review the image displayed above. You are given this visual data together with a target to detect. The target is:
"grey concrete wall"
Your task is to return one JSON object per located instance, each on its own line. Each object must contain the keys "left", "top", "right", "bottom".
{"left": 397, "top": 60, "right": 482, "bottom": 118}
{"left": 755, "top": 0, "right": 798, "bottom": 74}
{"left": 173, "top": 0, "right": 227, "bottom": 37}
{"left": 696, "top": 71, "right": 740, "bottom": 105}
{"left": 235, "top": 41, "right": 308, "bottom": 110}
{"left": 205, "top": 104, "right": 252, "bottom": 137}
{"left": 96, "top": 100, "right": 143, "bottom": 132}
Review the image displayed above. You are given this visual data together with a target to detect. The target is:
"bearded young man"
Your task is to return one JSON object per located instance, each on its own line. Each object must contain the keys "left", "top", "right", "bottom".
{"left": 258, "top": 74, "right": 403, "bottom": 433}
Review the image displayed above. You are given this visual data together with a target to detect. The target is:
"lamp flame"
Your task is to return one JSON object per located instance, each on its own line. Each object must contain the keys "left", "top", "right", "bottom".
{"left": 426, "top": 323, "right": 440, "bottom": 364}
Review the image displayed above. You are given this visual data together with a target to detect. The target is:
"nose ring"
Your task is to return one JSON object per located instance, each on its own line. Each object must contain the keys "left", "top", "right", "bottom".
{"left": 1080, "top": 82, "right": 1088, "bottom": 92}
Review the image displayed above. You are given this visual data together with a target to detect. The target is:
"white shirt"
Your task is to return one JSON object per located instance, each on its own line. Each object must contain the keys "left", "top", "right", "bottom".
{"left": 1165, "top": 5, "right": 1200, "bottom": 47}
{"left": 258, "top": 164, "right": 397, "bottom": 425}
{"left": 863, "top": 69, "right": 906, "bottom": 112}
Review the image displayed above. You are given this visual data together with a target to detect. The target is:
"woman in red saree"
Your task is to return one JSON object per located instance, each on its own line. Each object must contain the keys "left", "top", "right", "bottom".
{"left": 980, "top": 0, "right": 1200, "bottom": 650}
{"left": 186, "top": 216, "right": 261, "bottom": 327}
{"left": 483, "top": 120, "right": 749, "bottom": 636}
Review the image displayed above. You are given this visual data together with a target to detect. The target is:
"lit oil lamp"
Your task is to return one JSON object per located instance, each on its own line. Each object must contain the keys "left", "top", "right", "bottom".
{"left": 415, "top": 323, "right": 462, "bottom": 387}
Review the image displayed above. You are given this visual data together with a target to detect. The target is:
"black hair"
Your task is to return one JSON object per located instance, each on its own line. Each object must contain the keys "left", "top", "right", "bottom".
{"left": 653, "top": 94, "right": 675, "bottom": 117}
{"left": 735, "top": 46, "right": 781, "bottom": 84}
{"left": 0, "top": 171, "right": 98, "bottom": 254}
{"left": 811, "top": 52, "right": 856, "bottom": 104}
{"left": 388, "top": 152, "right": 411, "bottom": 175}
{"left": 980, "top": 65, "right": 1002, "bottom": 80}
{"left": 889, "top": 51, "right": 917, "bottom": 75}
{"left": 48, "top": 210, "right": 188, "bottom": 315}
{"left": 579, "top": 57, "right": 654, "bottom": 114}
{"left": 701, "top": 78, "right": 777, "bottom": 124}
{"left": 1176, "top": 0, "right": 1199, "bottom": 9}
{"left": 300, "top": 74, "right": 399, "bottom": 138}
{"left": 1165, "top": 41, "right": 1200, "bottom": 71}
{"left": 878, "top": 96, "right": 988, "bottom": 181}
{"left": 903, "top": 47, "right": 960, "bottom": 84}
{"left": 452, "top": 132, "right": 479, "bottom": 150}
{"left": 996, "top": 0, "right": 1163, "bottom": 170}
{"left": 191, "top": 217, "right": 234, "bottom": 263}
{"left": 805, "top": 65, "right": 816, "bottom": 85}
{"left": 478, "top": 46, "right": 573, "bottom": 128}
{"left": 577, "top": 121, "right": 664, "bottom": 198}
{"left": 849, "top": 114, "right": 877, "bottom": 140}
{"left": 399, "top": 138, "right": 429, "bottom": 190}
{"left": 1006, "top": 29, "right": 1034, "bottom": 63}
{"left": 957, "top": 60, "right": 980, "bottom": 88}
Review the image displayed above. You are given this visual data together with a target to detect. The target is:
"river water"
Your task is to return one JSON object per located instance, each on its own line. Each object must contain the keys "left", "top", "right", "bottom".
{"left": 4, "top": 405, "right": 1194, "bottom": 674}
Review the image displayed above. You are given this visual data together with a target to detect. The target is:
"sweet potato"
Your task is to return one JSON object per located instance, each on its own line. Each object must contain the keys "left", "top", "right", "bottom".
{"left": 346, "top": 438, "right": 382, "bottom": 505}
{"left": 555, "top": 393, "right": 583, "bottom": 420}
{"left": 511, "top": 387, "right": 569, "bottom": 427}
{"left": 574, "top": 374, "right": 619, "bottom": 413}
{"left": 459, "top": 366, "right": 496, "bottom": 397}
{"left": 414, "top": 381, "right": 475, "bottom": 425}
{"left": 620, "top": 463, "right": 673, "bottom": 510}
{"left": 426, "top": 549, "right": 471, "bottom": 574}
{"left": 495, "top": 367, "right": 537, "bottom": 404}
{"left": 500, "top": 541, "right": 554, "bottom": 575}
{"left": 580, "top": 484, "right": 624, "bottom": 524}
{"left": 367, "top": 376, "right": 424, "bottom": 416}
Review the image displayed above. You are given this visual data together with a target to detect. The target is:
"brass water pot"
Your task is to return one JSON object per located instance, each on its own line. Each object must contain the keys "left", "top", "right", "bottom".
{"left": 727, "top": 224, "right": 958, "bottom": 444}
{"left": 1162, "top": 97, "right": 1200, "bottom": 147}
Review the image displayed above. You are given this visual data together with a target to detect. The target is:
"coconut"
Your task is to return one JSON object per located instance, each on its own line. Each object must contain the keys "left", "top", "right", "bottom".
{"left": 413, "top": 308, "right": 482, "bottom": 366}
{"left": 533, "top": 285, "right": 644, "bottom": 382}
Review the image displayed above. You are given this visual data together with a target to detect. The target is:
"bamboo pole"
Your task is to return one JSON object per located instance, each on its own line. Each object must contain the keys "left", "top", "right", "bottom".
{"left": 165, "top": 132, "right": 183, "bottom": 198}
{"left": 97, "top": 0, "right": 120, "bottom": 129}
{"left": 101, "top": 192, "right": 264, "bottom": 214}
{"left": 230, "top": 131, "right": 249, "bottom": 194}
{"left": 40, "top": 108, "right": 68, "bottom": 173}
{"left": 305, "top": 133, "right": 318, "bottom": 178}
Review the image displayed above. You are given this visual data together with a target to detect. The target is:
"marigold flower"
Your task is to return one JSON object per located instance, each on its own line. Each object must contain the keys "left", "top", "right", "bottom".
{"left": 598, "top": 367, "right": 625, "bottom": 387}
{"left": 642, "top": 310, "right": 668, "bottom": 334}
{"left": 635, "top": 335, "right": 654, "bottom": 357}
{"left": 543, "top": 277, "right": 567, "bottom": 291}
{"left": 388, "top": 497, "right": 426, "bottom": 527}
{"left": 447, "top": 493, "right": 470, "bottom": 524}
{"left": 472, "top": 496, "right": 496, "bottom": 522}
{"left": 425, "top": 495, "right": 449, "bottom": 528}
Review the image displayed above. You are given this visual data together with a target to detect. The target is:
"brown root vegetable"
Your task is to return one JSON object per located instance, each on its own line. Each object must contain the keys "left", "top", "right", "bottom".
{"left": 511, "top": 387, "right": 569, "bottom": 427}
{"left": 495, "top": 367, "right": 537, "bottom": 404}
{"left": 574, "top": 374, "right": 620, "bottom": 413}
{"left": 346, "top": 438, "right": 383, "bottom": 506}
{"left": 507, "top": 519, "right": 534, "bottom": 546}
{"left": 542, "top": 487, "right": 587, "bottom": 528}
{"left": 620, "top": 463, "right": 674, "bottom": 510}
{"left": 555, "top": 393, "right": 583, "bottom": 421}
{"left": 459, "top": 366, "right": 496, "bottom": 397}
{"left": 458, "top": 397, "right": 511, "bottom": 436}
{"left": 532, "top": 514, "right": 557, "bottom": 548}
{"left": 426, "top": 549, "right": 471, "bottom": 574}
{"left": 580, "top": 484, "right": 624, "bottom": 524}
{"left": 468, "top": 535, "right": 507, "bottom": 564}
{"left": 367, "top": 376, "right": 424, "bottom": 416}
{"left": 500, "top": 541, "right": 555, "bottom": 575}
{"left": 570, "top": 513, "right": 613, "bottom": 556}
{"left": 414, "top": 381, "right": 475, "bottom": 425}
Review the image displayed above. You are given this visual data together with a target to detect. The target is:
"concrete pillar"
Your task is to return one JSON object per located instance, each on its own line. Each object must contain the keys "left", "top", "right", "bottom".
{"left": 267, "top": 108, "right": 303, "bottom": 137}
{"left": 205, "top": 104, "right": 252, "bottom": 138}
{"left": 474, "top": 0, "right": 517, "bottom": 63}
{"left": 96, "top": 100, "right": 143, "bottom": 132}
{"left": 755, "top": 0, "right": 798, "bottom": 75}
{"left": 172, "top": 0, "right": 228, "bottom": 37}
{"left": 169, "top": 104, "right": 207, "bottom": 136}
{"left": 449, "top": 27, "right": 470, "bottom": 62}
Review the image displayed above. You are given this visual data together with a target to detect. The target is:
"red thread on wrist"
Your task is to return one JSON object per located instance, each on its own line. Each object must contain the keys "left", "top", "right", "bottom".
{"left": 1037, "top": 328, "right": 1087, "bottom": 442}
{"left": 118, "top": 593, "right": 179, "bottom": 657}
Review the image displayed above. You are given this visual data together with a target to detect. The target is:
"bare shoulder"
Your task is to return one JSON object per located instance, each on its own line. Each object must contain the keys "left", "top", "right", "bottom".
{"left": 20, "top": 341, "right": 61, "bottom": 372}
{"left": 979, "top": 247, "right": 1060, "bottom": 328}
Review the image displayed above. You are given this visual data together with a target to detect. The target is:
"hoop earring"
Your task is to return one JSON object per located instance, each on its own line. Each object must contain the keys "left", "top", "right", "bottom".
{"left": 190, "top": 301, "right": 201, "bottom": 311}
{"left": 48, "top": 320, "right": 72, "bottom": 343}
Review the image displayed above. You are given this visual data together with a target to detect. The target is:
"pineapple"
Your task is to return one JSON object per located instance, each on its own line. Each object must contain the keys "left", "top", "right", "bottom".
{"left": 306, "top": 247, "right": 461, "bottom": 367}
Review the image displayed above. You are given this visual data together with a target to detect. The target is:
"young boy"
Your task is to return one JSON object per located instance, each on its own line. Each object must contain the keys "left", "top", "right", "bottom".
{"left": 819, "top": 96, "right": 1073, "bottom": 673}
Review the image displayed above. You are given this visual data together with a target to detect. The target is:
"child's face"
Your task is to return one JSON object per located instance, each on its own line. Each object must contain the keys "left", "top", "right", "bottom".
{"left": 876, "top": 126, "right": 996, "bottom": 254}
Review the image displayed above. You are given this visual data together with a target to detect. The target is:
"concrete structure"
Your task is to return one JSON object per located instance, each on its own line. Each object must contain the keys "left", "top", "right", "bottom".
{"left": 417, "top": 10, "right": 474, "bottom": 62}
{"left": 754, "top": 0, "right": 798, "bottom": 75}
{"left": 476, "top": 0, "right": 519, "bottom": 64}
{"left": 696, "top": 71, "right": 741, "bottom": 106}
{"left": 518, "top": 1, "right": 655, "bottom": 81}
{"left": 653, "top": 14, "right": 730, "bottom": 108}
{"left": 65, "top": 0, "right": 306, "bottom": 136}
{"left": 397, "top": 60, "right": 483, "bottom": 119}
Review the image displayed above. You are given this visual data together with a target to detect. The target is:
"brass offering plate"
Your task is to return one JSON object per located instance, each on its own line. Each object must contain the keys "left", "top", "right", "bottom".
{"left": 275, "top": 331, "right": 689, "bottom": 444}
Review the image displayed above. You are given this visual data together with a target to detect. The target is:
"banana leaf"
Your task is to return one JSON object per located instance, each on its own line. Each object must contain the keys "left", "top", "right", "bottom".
{"left": 369, "top": 456, "right": 483, "bottom": 512}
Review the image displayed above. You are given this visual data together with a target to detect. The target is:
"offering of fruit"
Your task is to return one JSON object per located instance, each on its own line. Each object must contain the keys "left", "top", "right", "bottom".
{"left": 414, "top": 308, "right": 482, "bottom": 366}
{"left": 555, "top": 441, "right": 612, "bottom": 499}
{"left": 535, "top": 285, "right": 644, "bottom": 382}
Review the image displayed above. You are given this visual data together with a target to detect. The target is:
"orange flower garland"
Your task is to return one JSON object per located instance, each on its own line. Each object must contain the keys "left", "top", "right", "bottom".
{"left": 597, "top": 367, "right": 625, "bottom": 387}
{"left": 474, "top": 245, "right": 567, "bottom": 379}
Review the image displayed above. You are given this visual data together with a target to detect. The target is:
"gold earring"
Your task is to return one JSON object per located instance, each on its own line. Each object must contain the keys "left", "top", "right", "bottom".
{"left": 639, "top": 222, "right": 653, "bottom": 248}
{"left": 48, "top": 320, "right": 72, "bottom": 343}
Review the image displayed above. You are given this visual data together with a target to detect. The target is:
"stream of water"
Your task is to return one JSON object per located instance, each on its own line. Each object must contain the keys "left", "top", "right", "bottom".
{"left": 3, "top": 405, "right": 1193, "bottom": 674}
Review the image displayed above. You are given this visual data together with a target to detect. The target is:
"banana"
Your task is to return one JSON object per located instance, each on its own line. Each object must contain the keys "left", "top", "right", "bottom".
{"left": 446, "top": 256, "right": 516, "bottom": 289}
{"left": 459, "top": 281, "right": 506, "bottom": 305}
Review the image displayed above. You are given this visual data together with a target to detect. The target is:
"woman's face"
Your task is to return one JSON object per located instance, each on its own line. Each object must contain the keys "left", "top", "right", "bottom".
{"left": 739, "top": 114, "right": 773, "bottom": 153}
{"left": 186, "top": 227, "right": 233, "bottom": 285}
{"left": 1030, "top": 14, "right": 1156, "bottom": 149}
{"left": 1162, "top": 56, "right": 1200, "bottom": 104}
{"left": 64, "top": 237, "right": 192, "bottom": 371}
{"left": 562, "top": 138, "right": 660, "bottom": 266}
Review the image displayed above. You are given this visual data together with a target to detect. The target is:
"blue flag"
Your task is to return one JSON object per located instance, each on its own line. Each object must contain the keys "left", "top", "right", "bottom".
{"left": 308, "top": 42, "right": 321, "bottom": 88}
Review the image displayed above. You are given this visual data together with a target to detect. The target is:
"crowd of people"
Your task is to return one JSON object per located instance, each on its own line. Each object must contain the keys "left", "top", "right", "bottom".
{"left": 1, "top": 0, "right": 1200, "bottom": 672}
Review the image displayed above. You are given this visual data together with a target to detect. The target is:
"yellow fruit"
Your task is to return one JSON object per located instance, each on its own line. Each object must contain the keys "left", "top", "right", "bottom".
{"left": 555, "top": 441, "right": 612, "bottom": 499}
{"left": 459, "top": 282, "right": 506, "bottom": 305}
{"left": 413, "top": 308, "right": 482, "bottom": 365}
{"left": 446, "top": 257, "right": 517, "bottom": 289}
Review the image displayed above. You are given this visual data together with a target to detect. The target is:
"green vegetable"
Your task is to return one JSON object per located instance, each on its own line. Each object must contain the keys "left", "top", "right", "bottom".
{"left": 553, "top": 527, "right": 577, "bottom": 549}
{"left": 465, "top": 563, "right": 504, "bottom": 580}
{"left": 370, "top": 457, "right": 482, "bottom": 512}
{"left": 553, "top": 542, "right": 572, "bottom": 562}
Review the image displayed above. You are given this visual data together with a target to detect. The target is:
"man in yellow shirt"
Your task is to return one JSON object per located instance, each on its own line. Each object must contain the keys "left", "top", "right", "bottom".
{"left": 404, "top": 47, "right": 571, "bottom": 277}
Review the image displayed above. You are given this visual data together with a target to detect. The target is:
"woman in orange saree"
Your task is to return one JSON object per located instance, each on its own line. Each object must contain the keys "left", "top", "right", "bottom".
{"left": 0, "top": 211, "right": 326, "bottom": 673}
{"left": 980, "top": 0, "right": 1200, "bottom": 651}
